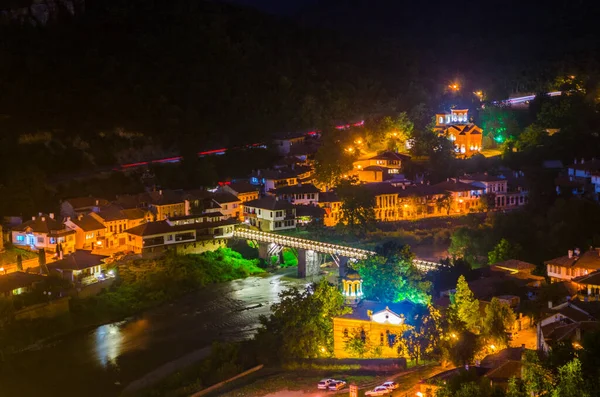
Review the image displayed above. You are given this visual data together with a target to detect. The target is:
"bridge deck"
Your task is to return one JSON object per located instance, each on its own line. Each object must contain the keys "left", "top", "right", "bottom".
{"left": 234, "top": 228, "right": 374, "bottom": 259}
{"left": 233, "top": 228, "right": 440, "bottom": 272}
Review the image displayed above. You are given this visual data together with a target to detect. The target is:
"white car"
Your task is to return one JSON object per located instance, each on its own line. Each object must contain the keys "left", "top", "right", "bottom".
{"left": 381, "top": 381, "right": 399, "bottom": 390}
{"left": 317, "top": 379, "right": 336, "bottom": 390}
{"left": 329, "top": 380, "right": 347, "bottom": 390}
{"left": 365, "top": 386, "right": 392, "bottom": 396}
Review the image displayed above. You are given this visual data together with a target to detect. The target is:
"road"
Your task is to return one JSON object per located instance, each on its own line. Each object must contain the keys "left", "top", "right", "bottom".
{"left": 0, "top": 269, "right": 310, "bottom": 397}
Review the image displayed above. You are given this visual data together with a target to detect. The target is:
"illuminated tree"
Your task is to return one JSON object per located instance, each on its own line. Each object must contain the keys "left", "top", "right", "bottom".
{"left": 336, "top": 178, "right": 375, "bottom": 233}
{"left": 488, "top": 238, "right": 521, "bottom": 265}
{"left": 522, "top": 350, "right": 553, "bottom": 397}
{"left": 254, "top": 279, "right": 350, "bottom": 363}
{"left": 353, "top": 246, "right": 431, "bottom": 304}
{"left": 344, "top": 327, "right": 375, "bottom": 358}
{"left": 436, "top": 192, "right": 453, "bottom": 215}
{"left": 482, "top": 297, "right": 516, "bottom": 347}
{"left": 479, "top": 105, "right": 519, "bottom": 145}
{"left": 449, "top": 275, "right": 480, "bottom": 333}
{"left": 553, "top": 359, "right": 589, "bottom": 397}
{"left": 401, "top": 304, "right": 442, "bottom": 364}
{"left": 506, "top": 377, "right": 527, "bottom": 397}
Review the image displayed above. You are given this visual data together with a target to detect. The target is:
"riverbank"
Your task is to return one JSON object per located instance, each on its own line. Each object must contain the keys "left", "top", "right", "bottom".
{"left": 0, "top": 248, "right": 264, "bottom": 356}
{"left": 0, "top": 268, "right": 307, "bottom": 397}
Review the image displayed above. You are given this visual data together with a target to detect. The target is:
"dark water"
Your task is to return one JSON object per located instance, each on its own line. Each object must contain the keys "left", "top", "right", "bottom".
{"left": 0, "top": 271, "right": 308, "bottom": 397}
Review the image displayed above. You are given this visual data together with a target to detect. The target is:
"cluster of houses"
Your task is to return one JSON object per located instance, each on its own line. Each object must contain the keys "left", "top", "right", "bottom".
{"left": 331, "top": 248, "right": 600, "bottom": 396}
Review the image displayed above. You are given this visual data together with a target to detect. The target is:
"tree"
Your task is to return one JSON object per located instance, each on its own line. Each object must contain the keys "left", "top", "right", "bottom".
{"left": 344, "top": 327, "right": 376, "bottom": 358}
{"left": 401, "top": 304, "right": 442, "bottom": 364}
{"left": 479, "top": 193, "right": 496, "bottom": 212}
{"left": 16, "top": 254, "right": 23, "bottom": 271}
{"left": 449, "top": 275, "right": 480, "bottom": 333}
{"left": 336, "top": 178, "right": 375, "bottom": 233}
{"left": 436, "top": 192, "right": 453, "bottom": 215}
{"left": 353, "top": 246, "right": 431, "bottom": 304}
{"left": 506, "top": 377, "right": 527, "bottom": 397}
{"left": 488, "top": 239, "right": 521, "bottom": 265}
{"left": 38, "top": 248, "right": 49, "bottom": 275}
{"left": 516, "top": 123, "right": 547, "bottom": 151}
{"left": 254, "top": 279, "right": 350, "bottom": 363}
{"left": 314, "top": 130, "right": 355, "bottom": 189}
{"left": 447, "top": 330, "right": 479, "bottom": 366}
{"left": 522, "top": 350, "right": 553, "bottom": 397}
{"left": 552, "top": 359, "right": 589, "bottom": 397}
{"left": 483, "top": 297, "right": 516, "bottom": 347}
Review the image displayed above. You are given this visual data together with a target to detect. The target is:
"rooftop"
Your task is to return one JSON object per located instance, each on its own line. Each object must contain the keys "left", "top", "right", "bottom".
{"left": 319, "top": 191, "right": 340, "bottom": 203}
{"left": 226, "top": 181, "right": 259, "bottom": 194}
{"left": 243, "top": 197, "right": 295, "bottom": 211}
{"left": 48, "top": 250, "right": 108, "bottom": 271}
{"left": 63, "top": 197, "right": 109, "bottom": 210}
{"left": 368, "top": 151, "right": 411, "bottom": 161}
{"left": 13, "top": 215, "right": 72, "bottom": 235}
{"left": 545, "top": 249, "right": 600, "bottom": 270}
{"left": 433, "top": 180, "right": 483, "bottom": 193}
{"left": 461, "top": 173, "right": 506, "bottom": 183}
{"left": 272, "top": 183, "right": 320, "bottom": 195}
{"left": 96, "top": 205, "right": 147, "bottom": 222}
{"left": 295, "top": 204, "right": 325, "bottom": 218}
{"left": 125, "top": 218, "right": 238, "bottom": 237}
{"left": 338, "top": 299, "right": 415, "bottom": 321}
{"left": 0, "top": 272, "right": 46, "bottom": 294}
{"left": 69, "top": 214, "right": 105, "bottom": 232}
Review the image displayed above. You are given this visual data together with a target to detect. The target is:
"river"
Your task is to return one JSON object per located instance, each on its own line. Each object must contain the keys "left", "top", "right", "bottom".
{"left": 0, "top": 269, "right": 309, "bottom": 397}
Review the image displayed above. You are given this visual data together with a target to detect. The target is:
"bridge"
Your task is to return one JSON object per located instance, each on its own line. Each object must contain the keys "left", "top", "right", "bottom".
{"left": 233, "top": 228, "right": 439, "bottom": 277}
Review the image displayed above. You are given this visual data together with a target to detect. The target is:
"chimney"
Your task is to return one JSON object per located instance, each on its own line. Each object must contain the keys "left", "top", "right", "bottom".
{"left": 32, "top": 216, "right": 36, "bottom": 221}
{"left": 49, "top": 213, "right": 54, "bottom": 219}
{"left": 38, "top": 212, "right": 42, "bottom": 217}
{"left": 575, "top": 247, "right": 581, "bottom": 257}
{"left": 581, "top": 158, "right": 585, "bottom": 164}
{"left": 548, "top": 300, "right": 553, "bottom": 309}
{"left": 159, "top": 190, "right": 163, "bottom": 196}
{"left": 257, "top": 169, "right": 261, "bottom": 176}
{"left": 41, "top": 216, "right": 45, "bottom": 222}
{"left": 568, "top": 250, "right": 574, "bottom": 259}
{"left": 95, "top": 199, "right": 99, "bottom": 206}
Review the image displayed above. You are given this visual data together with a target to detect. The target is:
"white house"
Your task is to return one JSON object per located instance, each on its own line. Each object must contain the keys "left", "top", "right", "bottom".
{"left": 242, "top": 197, "right": 296, "bottom": 231}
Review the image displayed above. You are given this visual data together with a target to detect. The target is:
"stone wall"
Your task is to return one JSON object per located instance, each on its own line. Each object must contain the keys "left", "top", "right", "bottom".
{"left": 14, "top": 296, "right": 70, "bottom": 320}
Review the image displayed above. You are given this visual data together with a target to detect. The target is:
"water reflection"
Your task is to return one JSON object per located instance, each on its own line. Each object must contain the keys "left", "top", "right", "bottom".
{"left": 93, "top": 319, "right": 150, "bottom": 367}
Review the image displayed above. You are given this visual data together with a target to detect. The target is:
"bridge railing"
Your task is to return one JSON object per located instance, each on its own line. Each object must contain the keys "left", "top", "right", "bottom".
{"left": 233, "top": 228, "right": 374, "bottom": 259}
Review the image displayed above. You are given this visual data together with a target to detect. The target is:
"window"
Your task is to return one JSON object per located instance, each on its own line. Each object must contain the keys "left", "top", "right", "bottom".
{"left": 16, "top": 235, "right": 24, "bottom": 242}
{"left": 110, "top": 225, "right": 114, "bottom": 233}
{"left": 85, "top": 233, "right": 95, "bottom": 240}
{"left": 50, "top": 237, "right": 56, "bottom": 244}
{"left": 343, "top": 328, "right": 348, "bottom": 338}
{"left": 380, "top": 332, "right": 384, "bottom": 346}
{"left": 37, "top": 237, "right": 44, "bottom": 243}
{"left": 167, "top": 235, "right": 173, "bottom": 241}
{"left": 275, "top": 221, "right": 282, "bottom": 228}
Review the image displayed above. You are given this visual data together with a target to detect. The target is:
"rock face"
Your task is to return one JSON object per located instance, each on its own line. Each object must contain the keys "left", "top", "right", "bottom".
{"left": 0, "top": 0, "right": 84, "bottom": 25}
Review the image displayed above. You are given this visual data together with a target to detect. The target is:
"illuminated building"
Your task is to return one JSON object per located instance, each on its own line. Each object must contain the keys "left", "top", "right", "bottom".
{"left": 332, "top": 300, "right": 414, "bottom": 358}
{"left": 318, "top": 191, "right": 342, "bottom": 227}
{"left": 12, "top": 213, "right": 76, "bottom": 254}
{"left": 241, "top": 197, "right": 297, "bottom": 231}
{"left": 353, "top": 151, "right": 410, "bottom": 183}
{"left": 433, "top": 109, "right": 483, "bottom": 157}
{"left": 64, "top": 214, "right": 107, "bottom": 250}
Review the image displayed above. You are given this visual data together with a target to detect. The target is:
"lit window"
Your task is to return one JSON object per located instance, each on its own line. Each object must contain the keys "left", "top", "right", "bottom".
{"left": 16, "top": 235, "right": 24, "bottom": 242}
{"left": 439, "top": 117, "right": 443, "bottom": 124}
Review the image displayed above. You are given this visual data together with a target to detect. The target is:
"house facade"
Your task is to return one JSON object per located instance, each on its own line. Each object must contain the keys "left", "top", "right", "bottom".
{"left": 318, "top": 191, "right": 343, "bottom": 227}
{"left": 64, "top": 214, "right": 106, "bottom": 250}
{"left": 60, "top": 197, "right": 109, "bottom": 218}
{"left": 545, "top": 248, "right": 600, "bottom": 283}
{"left": 353, "top": 151, "right": 409, "bottom": 183}
{"left": 12, "top": 214, "right": 76, "bottom": 254}
{"left": 332, "top": 300, "right": 414, "bottom": 358}
{"left": 270, "top": 184, "right": 320, "bottom": 205}
{"left": 125, "top": 217, "right": 238, "bottom": 254}
{"left": 88, "top": 206, "right": 147, "bottom": 250}
{"left": 434, "top": 109, "right": 483, "bottom": 157}
{"left": 242, "top": 197, "right": 296, "bottom": 231}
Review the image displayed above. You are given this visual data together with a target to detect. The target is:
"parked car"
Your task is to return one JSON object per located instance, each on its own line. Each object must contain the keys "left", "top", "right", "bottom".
{"left": 317, "top": 379, "right": 336, "bottom": 390}
{"left": 381, "top": 381, "right": 399, "bottom": 390}
{"left": 365, "top": 386, "right": 392, "bottom": 396}
{"left": 329, "top": 380, "right": 347, "bottom": 390}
